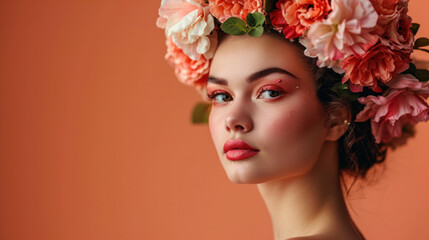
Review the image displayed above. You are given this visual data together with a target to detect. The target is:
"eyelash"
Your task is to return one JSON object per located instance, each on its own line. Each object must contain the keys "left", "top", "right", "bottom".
{"left": 207, "top": 86, "right": 284, "bottom": 104}
{"left": 207, "top": 91, "right": 232, "bottom": 103}
{"left": 256, "top": 86, "right": 284, "bottom": 99}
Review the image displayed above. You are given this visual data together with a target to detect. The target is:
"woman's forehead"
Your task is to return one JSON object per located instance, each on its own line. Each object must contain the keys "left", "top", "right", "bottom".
{"left": 209, "top": 35, "right": 311, "bottom": 82}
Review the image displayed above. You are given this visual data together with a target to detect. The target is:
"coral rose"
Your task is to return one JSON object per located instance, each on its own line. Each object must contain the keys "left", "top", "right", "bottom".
{"left": 355, "top": 74, "right": 429, "bottom": 143}
{"left": 165, "top": 38, "right": 210, "bottom": 89}
{"left": 303, "top": 0, "right": 379, "bottom": 68}
{"left": 157, "top": 0, "right": 216, "bottom": 60}
{"left": 209, "top": 0, "right": 263, "bottom": 22}
{"left": 342, "top": 43, "right": 410, "bottom": 92}
{"left": 270, "top": 0, "right": 331, "bottom": 39}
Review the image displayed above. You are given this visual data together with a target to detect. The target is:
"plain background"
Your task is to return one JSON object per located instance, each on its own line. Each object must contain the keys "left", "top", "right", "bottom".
{"left": 0, "top": 0, "right": 428, "bottom": 239}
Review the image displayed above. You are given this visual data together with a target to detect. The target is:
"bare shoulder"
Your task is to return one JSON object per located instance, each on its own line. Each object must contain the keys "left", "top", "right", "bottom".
{"left": 285, "top": 236, "right": 326, "bottom": 240}
{"left": 286, "top": 233, "right": 364, "bottom": 240}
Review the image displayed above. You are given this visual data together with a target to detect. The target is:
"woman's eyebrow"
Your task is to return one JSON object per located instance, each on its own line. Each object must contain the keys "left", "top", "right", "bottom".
{"left": 247, "top": 67, "right": 298, "bottom": 82}
{"left": 207, "top": 76, "right": 228, "bottom": 85}
{"left": 207, "top": 67, "right": 298, "bottom": 86}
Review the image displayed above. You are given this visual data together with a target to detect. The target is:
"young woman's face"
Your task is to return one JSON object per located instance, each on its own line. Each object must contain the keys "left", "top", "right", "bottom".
{"left": 208, "top": 34, "right": 332, "bottom": 184}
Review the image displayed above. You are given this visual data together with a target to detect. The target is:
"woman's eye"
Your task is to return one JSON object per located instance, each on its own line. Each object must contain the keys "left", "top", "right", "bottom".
{"left": 258, "top": 90, "right": 283, "bottom": 99}
{"left": 209, "top": 92, "right": 233, "bottom": 103}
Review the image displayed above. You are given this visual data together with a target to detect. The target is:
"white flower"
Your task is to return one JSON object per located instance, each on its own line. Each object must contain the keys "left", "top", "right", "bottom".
{"left": 157, "top": 0, "right": 216, "bottom": 60}
{"left": 303, "top": 0, "right": 379, "bottom": 68}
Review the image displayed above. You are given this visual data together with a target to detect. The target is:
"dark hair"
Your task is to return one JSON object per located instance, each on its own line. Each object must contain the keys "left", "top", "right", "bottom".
{"left": 282, "top": 37, "right": 388, "bottom": 179}
{"left": 313, "top": 67, "right": 387, "bottom": 178}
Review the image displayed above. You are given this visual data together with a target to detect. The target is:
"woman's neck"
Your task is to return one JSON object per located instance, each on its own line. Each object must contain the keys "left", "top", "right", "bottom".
{"left": 257, "top": 141, "right": 363, "bottom": 240}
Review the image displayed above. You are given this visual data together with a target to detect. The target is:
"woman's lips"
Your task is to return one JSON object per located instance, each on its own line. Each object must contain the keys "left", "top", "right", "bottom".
{"left": 223, "top": 139, "right": 259, "bottom": 161}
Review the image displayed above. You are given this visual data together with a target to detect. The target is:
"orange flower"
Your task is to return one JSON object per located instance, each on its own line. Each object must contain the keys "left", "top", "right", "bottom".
{"left": 165, "top": 38, "right": 210, "bottom": 89}
{"left": 342, "top": 43, "right": 410, "bottom": 92}
{"left": 270, "top": 0, "right": 331, "bottom": 38}
{"left": 209, "top": 0, "right": 263, "bottom": 22}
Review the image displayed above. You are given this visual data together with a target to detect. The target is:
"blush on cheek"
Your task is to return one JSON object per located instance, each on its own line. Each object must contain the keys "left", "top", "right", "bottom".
{"left": 208, "top": 112, "right": 223, "bottom": 147}
{"left": 208, "top": 115, "right": 217, "bottom": 139}
{"left": 268, "top": 110, "right": 302, "bottom": 138}
{"left": 267, "top": 102, "right": 324, "bottom": 142}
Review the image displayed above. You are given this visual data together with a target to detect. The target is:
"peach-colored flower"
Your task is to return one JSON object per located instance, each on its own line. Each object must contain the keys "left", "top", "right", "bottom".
{"left": 342, "top": 43, "right": 410, "bottom": 92}
{"left": 165, "top": 38, "right": 210, "bottom": 89}
{"left": 270, "top": 0, "right": 331, "bottom": 39}
{"left": 384, "top": 1, "right": 413, "bottom": 50}
{"left": 356, "top": 74, "right": 429, "bottom": 143}
{"left": 208, "top": 0, "right": 263, "bottom": 22}
{"left": 370, "top": 0, "right": 399, "bottom": 18}
{"left": 370, "top": 0, "right": 413, "bottom": 50}
{"left": 157, "top": 0, "right": 216, "bottom": 60}
{"left": 303, "top": 0, "right": 379, "bottom": 68}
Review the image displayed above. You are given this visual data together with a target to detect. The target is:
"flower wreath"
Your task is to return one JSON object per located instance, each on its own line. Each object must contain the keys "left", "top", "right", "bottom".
{"left": 156, "top": 0, "right": 429, "bottom": 145}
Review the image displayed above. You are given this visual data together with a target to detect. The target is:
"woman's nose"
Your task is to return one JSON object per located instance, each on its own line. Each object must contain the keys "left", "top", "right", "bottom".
{"left": 225, "top": 104, "right": 253, "bottom": 133}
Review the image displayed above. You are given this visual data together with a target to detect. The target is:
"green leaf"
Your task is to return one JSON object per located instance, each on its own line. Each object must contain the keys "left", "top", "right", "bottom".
{"left": 248, "top": 25, "right": 264, "bottom": 37}
{"left": 264, "top": 0, "right": 276, "bottom": 12}
{"left": 411, "top": 23, "right": 420, "bottom": 36}
{"left": 414, "top": 37, "right": 429, "bottom": 48}
{"left": 332, "top": 83, "right": 349, "bottom": 91}
{"left": 221, "top": 17, "right": 248, "bottom": 35}
{"left": 246, "top": 12, "right": 265, "bottom": 28}
{"left": 330, "top": 83, "right": 359, "bottom": 101}
{"left": 252, "top": 12, "right": 265, "bottom": 25}
{"left": 191, "top": 102, "right": 210, "bottom": 124}
{"left": 246, "top": 13, "right": 257, "bottom": 27}
{"left": 415, "top": 69, "right": 429, "bottom": 81}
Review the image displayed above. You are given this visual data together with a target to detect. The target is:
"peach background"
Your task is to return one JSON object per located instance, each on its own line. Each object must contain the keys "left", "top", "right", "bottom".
{"left": 0, "top": 1, "right": 428, "bottom": 239}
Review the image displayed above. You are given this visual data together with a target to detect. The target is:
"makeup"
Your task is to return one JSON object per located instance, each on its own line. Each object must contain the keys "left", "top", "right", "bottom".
{"left": 223, "top": 139, "right": 259, "bottom": 161}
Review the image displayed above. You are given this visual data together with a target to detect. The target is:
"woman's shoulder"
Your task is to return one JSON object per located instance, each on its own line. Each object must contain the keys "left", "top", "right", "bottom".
{"left": 285, "top": 233, "right": 364, "bottom": 240}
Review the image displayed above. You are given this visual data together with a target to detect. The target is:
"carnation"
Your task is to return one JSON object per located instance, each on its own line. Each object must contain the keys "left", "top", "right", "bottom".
{"left": 157, "top": 0, "right": 216, "bottom": 60}
{"left": 165, "top": 38, "right": 210, "bottom": 89}
{"left": 270, "top": 0, "right": 331, "bottom": 39}
{"left": 303, "top": 0, "right": 379, "bottom": 68}
{"left": 209, "top": 0, "right": 263, "bottom": 22}
{"left": 356, "top": 74, "right": 429, "bottom": 143}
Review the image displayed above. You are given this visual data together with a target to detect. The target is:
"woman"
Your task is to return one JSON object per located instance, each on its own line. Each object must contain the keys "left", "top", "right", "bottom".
{"left": 157, "top": 0, "right": 429, "bottom": 239}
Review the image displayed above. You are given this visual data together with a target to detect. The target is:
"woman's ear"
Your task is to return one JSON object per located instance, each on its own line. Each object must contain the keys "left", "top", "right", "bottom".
{"left": 324, "top": 104, "right": 351, "bottom": 141}
{"left": 325, "top": 119, "right": 350, "bottom": 141}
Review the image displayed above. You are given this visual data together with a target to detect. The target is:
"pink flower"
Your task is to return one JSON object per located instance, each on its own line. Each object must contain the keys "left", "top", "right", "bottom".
{"left": 370, "top": 0, "right": 400, "bottom": 18}
{"left": 165, "top": 38, "right": 210, "bottom": 89}
{"left": 270, "top": 0, "right": 331, "bottom": 39}
{"left": 208, "top": 0, "right": 263, "bottom": 22}
{"left": 342, "top": 43, "right": 410, "bottom": 92}
{"left": 356, "top": 74, "right": 429, "bottom": 143}
{"left": 303, "top": 0, "right": 379, "bottom": 68}
{"left": 370, "top": 0, "right": 414, "bottom": 50}
{"left": 157, "top": 0, "right": 216, "bottom": 60}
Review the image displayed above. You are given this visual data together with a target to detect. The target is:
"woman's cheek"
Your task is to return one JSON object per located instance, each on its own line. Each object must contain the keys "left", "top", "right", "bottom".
{"left": 208, "top": 108, "right": 224, "bottom": 147}
{"left": 260, "top": 99, "right": 325, "bottom": 145}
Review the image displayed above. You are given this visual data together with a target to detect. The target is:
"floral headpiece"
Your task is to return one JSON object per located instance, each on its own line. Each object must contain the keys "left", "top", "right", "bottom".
{"left": 157, "top": 0, "right": 429, "bottom": 145}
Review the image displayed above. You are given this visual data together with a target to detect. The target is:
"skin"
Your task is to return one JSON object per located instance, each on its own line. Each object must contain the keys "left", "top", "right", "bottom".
{"left": 207, "top": 34, "right": 364, "bottom": 240}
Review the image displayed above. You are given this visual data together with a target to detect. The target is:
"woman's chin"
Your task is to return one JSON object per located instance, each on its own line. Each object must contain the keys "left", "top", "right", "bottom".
{"left": 223, "top": 163, "right": 315, "bottom": 185}
{"left": 224, "top": 169, "right": 286, "bottom": 184}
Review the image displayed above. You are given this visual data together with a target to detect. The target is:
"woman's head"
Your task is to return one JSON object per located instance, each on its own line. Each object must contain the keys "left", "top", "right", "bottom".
{"left": 207, "top": 33, "right": 360, "bottom": 183}
{"left": 157, "top": 0, "right": 428, "bottom": 184}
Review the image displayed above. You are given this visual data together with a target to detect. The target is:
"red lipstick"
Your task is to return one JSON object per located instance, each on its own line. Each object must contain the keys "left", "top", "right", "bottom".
{"left": 223, "top": 139, "right": 259, "bottom": 161}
